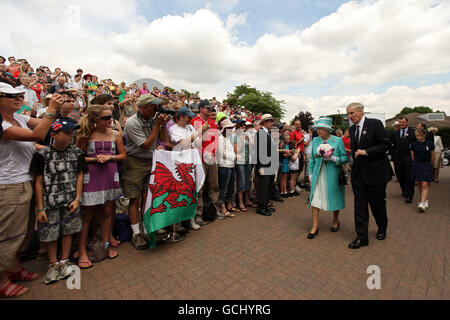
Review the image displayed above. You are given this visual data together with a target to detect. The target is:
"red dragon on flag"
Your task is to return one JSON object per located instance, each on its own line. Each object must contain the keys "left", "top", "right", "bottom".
{"left": 149, "top": 161, "right": 197, "bottom": 215}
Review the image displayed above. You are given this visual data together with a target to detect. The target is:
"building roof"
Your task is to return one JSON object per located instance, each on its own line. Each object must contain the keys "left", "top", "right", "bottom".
{"left": 386, "top": 113, "right": 450, "bottom": 128}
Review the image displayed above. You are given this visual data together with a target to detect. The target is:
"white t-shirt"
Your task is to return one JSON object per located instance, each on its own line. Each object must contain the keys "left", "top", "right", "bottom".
{"left": 304, "top": 133, "right": 312, "bottom": 155}
{"left": 169, "top": 124, "right": 197, "bottom": 150}
{"left": 69, "top": 79, "right": 83, "bottom": 90}
{"left": 0, "top": 114, "right": 35, "bottom": 184}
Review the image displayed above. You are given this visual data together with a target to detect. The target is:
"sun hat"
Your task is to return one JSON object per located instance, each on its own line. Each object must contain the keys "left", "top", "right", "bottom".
{"left": 245, "top": 121, "right": 252, "bottom": 126}
{"left": 220, "top": 118, "right": 236, "bottom": 131}
{"left": 260, "top": 113, "right": 274, "bottom": 123}
{"left": 136, "top": 94, "right": 162, "bottom": 107}
{"left": 393, "top": 121, "right": 400, "bottom": 126}
{"left": 313, "top": 117, "right": 333, "bottom": 131}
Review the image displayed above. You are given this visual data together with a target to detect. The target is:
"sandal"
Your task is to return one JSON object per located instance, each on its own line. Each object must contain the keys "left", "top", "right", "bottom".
{"left": 7, "top": 268, "right": 38, "bottom": 281}
{"left": 78, "top": 258, "right": 94, "bottom": 269}
{"left": 109, "top": 241, "right": 120, "bottom": 248}
{"left": 108, "top": 248, "right": 119, "bottom": 259}
{"left": 239, "top": 206, "right": 248, "bottom": 212}
{"left": 245, "top": 202, "right": 257, "bottom": 208}
{"left": 228, "top": 207, "right": 240, "bottom": 213}
{"left": 224, "top": 212, "right": 235, "bottom": 218}
{"left": 0, "top": 281, "right": 29, "bottom": 298}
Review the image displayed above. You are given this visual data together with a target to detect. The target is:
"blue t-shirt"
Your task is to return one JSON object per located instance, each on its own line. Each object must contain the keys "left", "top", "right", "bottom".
{"left": 410, "top": 140, "right": 434, "bottom": 163}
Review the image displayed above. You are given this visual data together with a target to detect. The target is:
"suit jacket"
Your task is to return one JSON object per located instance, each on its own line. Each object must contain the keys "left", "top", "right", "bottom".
{"left": 349, "top": 117, "right": 393, "bottom": 186}
{"left": 255, "top": 127, "right": 278, "bottom": 175}
{"left": 390, "top": 127, "right": 416, "bottom": 165}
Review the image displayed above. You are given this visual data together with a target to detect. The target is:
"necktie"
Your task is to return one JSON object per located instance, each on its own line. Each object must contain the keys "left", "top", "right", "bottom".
{"left": 402, "top": 129, "right": 406, "bottom": 139}
{"left": 355, "top": 125, "right": 360, "bottom": 146}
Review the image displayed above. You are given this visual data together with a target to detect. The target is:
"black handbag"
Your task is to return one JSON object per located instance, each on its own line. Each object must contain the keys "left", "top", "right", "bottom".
{"left": 338, "top": 164, "right": 347, "bottom": 185}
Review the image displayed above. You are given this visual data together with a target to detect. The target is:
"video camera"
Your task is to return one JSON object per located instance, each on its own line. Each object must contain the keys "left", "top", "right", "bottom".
{"left": 157, "top": 106, "right": 176, "bottom": 116}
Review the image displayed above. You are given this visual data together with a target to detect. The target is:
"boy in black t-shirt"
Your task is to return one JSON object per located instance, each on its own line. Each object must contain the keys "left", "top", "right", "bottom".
{"left": 29, "top": 118, "right": 88, "bottom": 284}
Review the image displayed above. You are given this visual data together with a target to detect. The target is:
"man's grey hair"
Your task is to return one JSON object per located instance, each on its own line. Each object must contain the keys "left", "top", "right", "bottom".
{"left": 346, "top": 102, "right": 364, "bottom": 112}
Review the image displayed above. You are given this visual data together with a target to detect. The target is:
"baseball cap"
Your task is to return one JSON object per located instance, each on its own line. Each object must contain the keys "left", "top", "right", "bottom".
{"left": 50, "top": 118, "right": 81, "bottom": 133}
{"left": 176, "top": 106, "right": 195, "bottom": 118}
{"left": 198, "top": 99, "right": 212, "bottom": 109}
{"left": 236, "top": 118, "right": 246, "bottom": 126}
{"left": 136, "top": 94, "right": 162, "bottom": 107}
{"left": 0, "top": 83, "right": 25, "bottom": 95}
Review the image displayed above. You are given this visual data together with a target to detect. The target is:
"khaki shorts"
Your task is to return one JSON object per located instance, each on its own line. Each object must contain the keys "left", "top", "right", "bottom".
{"left": 0, "top": 182, "right": 33, "bottom": 272}
{"left": 120, "top": 155, "right": 153, "bottom": 199}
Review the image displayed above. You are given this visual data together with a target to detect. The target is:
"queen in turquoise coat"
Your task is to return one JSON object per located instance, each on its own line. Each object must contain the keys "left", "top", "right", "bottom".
{"left": 306, "top": 117, "right": 348, "bottom": 239}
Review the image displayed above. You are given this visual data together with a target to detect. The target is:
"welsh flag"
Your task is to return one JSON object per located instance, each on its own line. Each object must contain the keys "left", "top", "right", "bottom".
{"left": 144, "top": 149, "right": 205, "bottom": 248}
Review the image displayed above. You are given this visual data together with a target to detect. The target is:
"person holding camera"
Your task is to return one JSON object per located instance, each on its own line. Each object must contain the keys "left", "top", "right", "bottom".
{"left": 118, "top": 93, "right": 138, "bottom": 129}
{"left": 121, "top": 94, "right": 170, "bottom": 250}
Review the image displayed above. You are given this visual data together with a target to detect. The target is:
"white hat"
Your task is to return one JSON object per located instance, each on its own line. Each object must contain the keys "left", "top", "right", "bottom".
{"left": 393, "top": 121, "right": 400, "bottom": 126}
{"left": 245, "top": 121, "right": 252, "bottom": 126}
{"left": 260, "top": 114, "right": 274, "bottom": 123}
{"left": 221, "top": 118, "right": 236, "bottom": 131}
{"left": 0, "top": 83, "right": 25, "bottom": 95}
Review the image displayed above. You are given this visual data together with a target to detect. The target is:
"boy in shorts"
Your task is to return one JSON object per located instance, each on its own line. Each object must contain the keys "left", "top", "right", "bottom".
{"left": 29, "top": 118, "right": 87, "bottom": 284}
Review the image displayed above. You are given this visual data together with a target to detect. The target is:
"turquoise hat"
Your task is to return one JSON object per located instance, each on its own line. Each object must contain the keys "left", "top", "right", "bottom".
{"left": 313, "top": 117, "right": 333, "bottom": 131}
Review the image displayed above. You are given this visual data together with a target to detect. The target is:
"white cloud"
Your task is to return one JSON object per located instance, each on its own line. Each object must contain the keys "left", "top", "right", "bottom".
{"left": 225, "top": 13, "right": 248, "bottom": 31}
{"left": 1, "top": 0, "right": 450, "bottom": 121}
{"left": 280, "top": 82, "right": 450, "bottom": 121}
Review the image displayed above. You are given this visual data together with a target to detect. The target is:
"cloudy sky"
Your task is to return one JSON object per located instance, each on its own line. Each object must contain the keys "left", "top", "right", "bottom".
{"left": 2, "top": 0, "right": 450, "bottom": 120}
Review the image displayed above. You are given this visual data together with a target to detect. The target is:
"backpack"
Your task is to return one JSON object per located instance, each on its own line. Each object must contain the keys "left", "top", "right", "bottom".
{"left": 113, "top": 213, "right": 133, "bottom": 242}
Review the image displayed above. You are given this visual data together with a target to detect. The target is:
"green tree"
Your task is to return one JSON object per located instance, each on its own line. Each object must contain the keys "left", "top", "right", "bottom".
{"left": 396, "top": 106, "right": 434, "bottom": 117}
{"left": 290, "top": 111, "right": 314, "bottom": 130}
{"left": 327, "top": 114, "right": 344, "bottom": 127}
{"left": 224, "top": 84, "right": 286, "bottom": 120}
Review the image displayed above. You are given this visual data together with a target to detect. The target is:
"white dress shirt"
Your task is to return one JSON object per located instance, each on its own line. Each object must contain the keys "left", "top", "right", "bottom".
{"left": 355, "top": 116, "right": 366, "bottom": 142}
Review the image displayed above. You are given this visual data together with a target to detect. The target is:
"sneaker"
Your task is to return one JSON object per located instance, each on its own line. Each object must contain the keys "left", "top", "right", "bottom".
{"left": 59, "top": 261, "right": 75, "bottom": 280}
{"left": 195, "top": 216, "right": 205, "bottom": 226}
{"left": 44, "top": 264, "right": 61, "bottom": 285}
{"left": 424, "top": 200, "right": 429, "bottom": 208}
{"left": 417, "top": 202, "right": 426, "bottom": 213}
{"left": 132, "top": 233, "right": 149, "bottom": 250}
{"left": 216, "top": 211, "right": 226, "bottom": 219}
{"left": 295, "top": 186, "right": 302, "bottom": 194}
{"left": 190, "top": 218, "right": 201, "bottom": 230}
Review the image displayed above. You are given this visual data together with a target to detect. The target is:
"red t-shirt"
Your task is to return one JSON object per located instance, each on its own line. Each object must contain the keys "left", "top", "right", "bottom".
{"left": 190, "top": 115, "right": 219, "bottom": 159}
{"left": 31, "top": 83, "right": 42, "bottom": 102}
{"left": 290, "top": 130, "right": 304, "bottom": 153}
{"left": 342, "top": 136, "right": 351, "bottom": 156}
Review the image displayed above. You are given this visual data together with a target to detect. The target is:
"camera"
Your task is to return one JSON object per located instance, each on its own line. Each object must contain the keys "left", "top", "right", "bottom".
{"left": 157, "top": 106, "right": 176, "bottom": 116}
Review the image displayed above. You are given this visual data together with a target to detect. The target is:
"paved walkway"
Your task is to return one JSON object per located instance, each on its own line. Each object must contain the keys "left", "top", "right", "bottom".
{"left": 19, "top": 167, "right": 450, "bottom": 300}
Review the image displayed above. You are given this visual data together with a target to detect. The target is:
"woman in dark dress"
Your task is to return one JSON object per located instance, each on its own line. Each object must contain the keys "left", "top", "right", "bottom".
{"left": 410, "top": 129, "right": 435, "bottom": 213}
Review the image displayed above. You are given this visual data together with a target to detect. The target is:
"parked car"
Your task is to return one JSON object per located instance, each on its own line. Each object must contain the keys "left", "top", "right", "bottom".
{"left": 443, "top": 150, "right": 450, "bottom": 166}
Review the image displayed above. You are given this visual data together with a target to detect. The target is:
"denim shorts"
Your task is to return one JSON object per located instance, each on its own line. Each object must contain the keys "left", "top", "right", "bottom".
{"left": 235, "top": 164, "right": 252, "bottom": 192}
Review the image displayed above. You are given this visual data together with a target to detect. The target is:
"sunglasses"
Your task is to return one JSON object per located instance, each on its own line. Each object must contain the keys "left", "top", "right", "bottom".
{"left": 98, "top": 115, "right": 112, "bottom": 121}
{"left": 0, "top": 93, "right": 25, "bottom": 99}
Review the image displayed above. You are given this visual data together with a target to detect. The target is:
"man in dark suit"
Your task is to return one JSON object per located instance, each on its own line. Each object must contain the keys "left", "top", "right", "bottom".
{"left": 347, "top": 103, "right": 393, "bottom": 249}
{"left": 390, "top": 117, "right": 416, "bottom": 203}
{"left": 255, "top": 114, "right": 279, "bottom": 216}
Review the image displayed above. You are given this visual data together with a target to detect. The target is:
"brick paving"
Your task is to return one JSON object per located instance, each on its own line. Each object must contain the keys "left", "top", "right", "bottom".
{"left": 17, "top": 167, "right": 450, "bottom": 300}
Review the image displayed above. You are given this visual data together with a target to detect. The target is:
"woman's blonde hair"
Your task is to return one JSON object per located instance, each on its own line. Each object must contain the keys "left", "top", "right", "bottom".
{"left": 77, "top": 104, "right": 109, "bottom": 143}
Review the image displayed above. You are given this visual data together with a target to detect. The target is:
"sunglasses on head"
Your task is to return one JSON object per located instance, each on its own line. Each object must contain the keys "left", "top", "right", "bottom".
{"left": 98, "top": 115, "right": 112, "bottom": 121}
